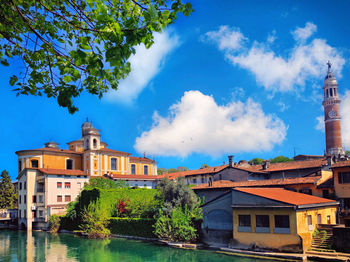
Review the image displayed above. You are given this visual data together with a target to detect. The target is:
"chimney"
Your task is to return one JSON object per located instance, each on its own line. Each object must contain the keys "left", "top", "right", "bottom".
{"left": 262, "top": 160, "right": 270, "bottom": 170}
{"left": 228, "top": 155, "right": 234, "bottom": 167}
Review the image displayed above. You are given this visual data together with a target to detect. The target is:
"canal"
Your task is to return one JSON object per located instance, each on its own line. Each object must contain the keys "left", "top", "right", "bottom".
{"left": 0, "top": 230, "right": 274, "bottom": 262}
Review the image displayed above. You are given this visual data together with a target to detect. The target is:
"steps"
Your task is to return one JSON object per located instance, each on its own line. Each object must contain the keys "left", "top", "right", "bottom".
{"left": 310, "top": 225, "right": 335, "bottom": 251}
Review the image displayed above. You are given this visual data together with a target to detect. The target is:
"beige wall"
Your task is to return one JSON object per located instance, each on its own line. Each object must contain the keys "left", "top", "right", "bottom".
{"left": 333, "top": 167, "right": 350, "bottom": 198}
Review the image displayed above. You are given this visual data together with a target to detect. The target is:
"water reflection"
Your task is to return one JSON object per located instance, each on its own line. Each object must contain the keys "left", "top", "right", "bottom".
{"left": 0, "top": 230, "right": 268, "bottom": 262}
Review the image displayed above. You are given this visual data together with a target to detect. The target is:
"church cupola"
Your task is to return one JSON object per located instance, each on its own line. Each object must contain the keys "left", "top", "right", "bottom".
{"left": 322, "top": 61, "right": 344, "bottom": 157}
{"left": 81, "top": 118, "right": 101, "bottom": 150}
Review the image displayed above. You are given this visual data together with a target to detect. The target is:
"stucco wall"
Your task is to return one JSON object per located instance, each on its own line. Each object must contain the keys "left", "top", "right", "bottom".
{"left": 232, "top": 208, "right": 301, "bottom": 252}
{"left": 333, "top": 166, "right": 350, "bottom": 199}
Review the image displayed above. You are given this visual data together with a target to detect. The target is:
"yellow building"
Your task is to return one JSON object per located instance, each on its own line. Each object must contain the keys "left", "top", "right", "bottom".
{"left": 16, "top": 120, "right": 158, "bottom": 230}
{"left": 201, "top": 187, "right": 338, "bottom": 252}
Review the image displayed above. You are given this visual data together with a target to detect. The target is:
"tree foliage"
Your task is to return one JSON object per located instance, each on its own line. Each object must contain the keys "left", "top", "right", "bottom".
{"left": 248, "top": 158, "right": 264, "bottom": 165}
{"left": 0, "top": 0, "right": 193, "bottom": 113}
{"left": 200, "top": 163, "right": 209, "bottom": 169}
{"left": 84, "top": 177, "right": 128, "bottom": 190}
{"left": 0, "top": 170, "right": 16, "bottom": 209}
{"left": 270, "top": 155, "right": 293, "bottom": 163}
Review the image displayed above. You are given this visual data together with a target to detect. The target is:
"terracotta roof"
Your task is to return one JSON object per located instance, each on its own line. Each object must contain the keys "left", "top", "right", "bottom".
{"left": 16, "top": 147, "right": 82, "bottom": 155}
{"left": 97, "top": 148, "right": 131, "bottom": 155}
{"left": 109, "top": 174, "right": 160, "bottom": 180}
{"left": 248, "top": 159, "right": 327, "bottom": 172}
{"left": 234, "top": 187, "right": 337, "bottom": 206}
{"left": 331, "top": 159, "right": 350, "bottom": 168}
{"left": 163, "top": 165, "right": 229, "bottom": 179}
{"left": 192, "top": 176, "right": 321, "bottom": 190}
{"left": 129, "top": 156, "right": 156, "bottom": 163}
{"left": 67, "top": 138, "right": 84, "bottom": 144}
{"left": 38, "top": 168, "right": 85, "bottom": 176}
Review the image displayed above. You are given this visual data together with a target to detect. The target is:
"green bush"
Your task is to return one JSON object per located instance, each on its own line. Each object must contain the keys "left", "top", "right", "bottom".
{"left": 79, "top": 201, "right": 110, "bottom": 239}
{"left": 153, "top": 207, "right": 197, "bottom": 242}
{"left": 108, "top": 218, "right": 155, "bottom": 238}
{"left": 48, "top": 215, "right": 61, "bottom": 233}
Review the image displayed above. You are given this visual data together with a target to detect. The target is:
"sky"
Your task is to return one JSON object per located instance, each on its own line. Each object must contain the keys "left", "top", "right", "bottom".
{"left": 2, "top": 0, "right": 350, "bottom": 180}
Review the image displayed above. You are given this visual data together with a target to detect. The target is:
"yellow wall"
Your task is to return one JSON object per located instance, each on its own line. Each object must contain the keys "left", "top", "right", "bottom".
{"left": 233, "top": 208, "right": 301, "bottom": 252}
{"left": 333, "top": 167, "right": 350, "bottom": 198}
{"left": 128, "top": 161, "right": 154, "bottom": 175}
{"left": 42, "top": 153, "right": 82, "bottom": 170}
{"left": 296, "top": 206, "right": 337, "bottom": 250}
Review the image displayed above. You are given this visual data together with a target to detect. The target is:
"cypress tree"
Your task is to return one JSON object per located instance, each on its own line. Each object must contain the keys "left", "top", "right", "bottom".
{"left": 0, "top": 170, "right": 15, "bottom": 209}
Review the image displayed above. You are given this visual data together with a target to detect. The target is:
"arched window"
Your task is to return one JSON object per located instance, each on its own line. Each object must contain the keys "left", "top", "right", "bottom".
{"left": 330, "top": 88, "right": 333, "bottom": 97}
{"left": 93, "top": 138, "right": 97, "bottom": 148}
{"left": 144, "top": 165, "right": 148, "bottom": 175}
{"left": 131, "top": 164, "right": 136, "bottom": 174}
{"left": 85, "top": 139, "right": 89, "bottom": 149}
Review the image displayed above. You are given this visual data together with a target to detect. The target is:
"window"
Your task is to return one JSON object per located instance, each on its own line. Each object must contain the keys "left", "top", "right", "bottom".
{"left": 85, "top": 139, "right": 89, "bottom": 149}
{"left": 38, "top": 195, "right": 43, "bottom": 203}
{"left": 193, "top": 178, "right": 197, "bottom": 184}
{"left": 31, "top": 160, "right": 39, "bottom": 168}
{"left": 338, "top": 172, "right": 350, "bottom": 184}
{"left": 18, "top": 210, "right": 21, "bottom": 218}
{"left": 57, "top": 195, "right": 62, "bottom": 202}
{"left": 19, "top": 182, "right": 22, "bottom": 190}
{"left": 256, "top": 215, "right": 269, "bottom": 227}
{"left": 144, "top": 165, "right": 148, "bottom": 175}
{"left": 19, "top": 195, "right": 21, "bottom": 204}
{"left": 24, "top": 195, "right": 26, "bottom": 204}
{"left": 317, "top": 214, "right": 321, "bottom": 224}
{"left": 18, "top": 160, "right": 22, "bottom": 172}
{"left": 238, "top": 215, "right": 251, "bottom": 232}
{"left": 330, "top": 88, "right": 333, "bottom": 96}
{"left": 65, "top": 182, "right": 71, "bottom": 189}
{"left": 131, "top": 164, "right": 136, "bottom": 174}
{"left": 39, "top": 210, "right": 43, "bottom": 217}
{"left": 326, "top": 89, "right": 329, "bottom": 98}
{"left": 66, "top": 159, "right": 73, "bottom": 170}
{"left": 201, "top": 177, "right": 205, "bottom": 183}
{"left": 57, "top": 182, "right": 62, "bottom": 188}
{"left": 299, "top": 188, "right": 312, "bottom": 195}
{"left": 93, "top": 139, "right": 97, "bottom": 148}
{"left": 111, "top": 158, "right": 117, "bottom": 170}
{"left": 327, "top": 215, "right": 331, "bottom": 224}
{"left": 65, "top": 195, "right": 71, "bottom": 202}
{"left": 274, "top": 215, "right": 290, "bottom": 234}
{"left": 32, "top": 195, "right": 37, "bottom": 203}
{"left": 307, "top": 215, "right": 313, "bottom": 230}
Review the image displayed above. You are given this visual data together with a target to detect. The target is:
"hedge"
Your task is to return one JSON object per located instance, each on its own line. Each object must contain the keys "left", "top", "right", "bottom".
{"left": 108, "top": 218, "right": 155, "bottom": 238}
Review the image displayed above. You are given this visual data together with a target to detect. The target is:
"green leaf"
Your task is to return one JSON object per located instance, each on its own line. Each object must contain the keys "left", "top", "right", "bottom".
{"left": 9, "top": 75, "right": 18, "bottom": 86}
{"left": 64, "top": 75, "right": 72, "bottom": 83}
{"left": 0, "top": 59, "right": 9, "bottom": 66}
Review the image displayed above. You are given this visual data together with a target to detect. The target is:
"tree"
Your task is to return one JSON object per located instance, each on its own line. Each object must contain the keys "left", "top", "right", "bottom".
{"left": 200, "top": 163, "right": 209, "bottom": 169}
{"left": 248, "top": 158, "right": 264, "bottom": 165}
{"left": 0, "top": 170, "right": 16, "bottom": 208}
{"left": 0, "top": 0, "right": 193, "bottom": 113}
{"left": 157, "top": 168, "right": 167, "bottom": 175}
{"left": 270, "top": 155, "right": 293, "bottom": 163}
{"left": 167, "top": 168, "right": 179, "bottom": 174}
{"left": 345, "top": 150, "right": 350, "bottom": 157}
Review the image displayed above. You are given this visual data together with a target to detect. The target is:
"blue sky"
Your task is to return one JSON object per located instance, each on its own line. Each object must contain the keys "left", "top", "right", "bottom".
{"left": 2, "top": 0, "right": 350, "bottom": 180}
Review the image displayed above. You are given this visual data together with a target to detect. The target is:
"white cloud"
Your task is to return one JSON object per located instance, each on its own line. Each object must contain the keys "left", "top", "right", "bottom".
{"left": 204, "top": 23, "right": 345, "bottom": 93}
{"left": 267, "top": 30, "right": 277, "bottom": 44}
{"left": 134, "top": 91, "right": 287, "bottom": 157}
{"left": 315, "top": 115, "right": 324, "bottom": 131}
{"left": 292, "top": 22, "right": 317, "bottom": 42}
{"left": 204, "top": 26, "right": 247, "bottom": 51}
{"left": 341, "top": 91, "right": 350, "bottom": 149}
{"left": 105, "top": 31, "right": 179, "bottom": 104}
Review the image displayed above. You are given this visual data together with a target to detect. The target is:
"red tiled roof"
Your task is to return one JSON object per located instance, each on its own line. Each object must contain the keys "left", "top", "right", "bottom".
{"left": 192, "top": 176, "right": 321, "bottom": 190}
{"left": 97, "top": 148, "right": 131, "bottom": 155}
{"left": 163, "top": 165, "right": 229, "bottom": 179}
{"left": 16, "top": 147, "right": 82, "bottom": 155}
{"left": 38, "top": 168, "right": 85, "bottom": 176}
{"left": 109, "top": 174, "right": 160, "bottom": 180}
{"left": 129, "top": 156, "right": 155, "bottom": 163}
{"left": 234, "top": 187, "right": 336, "bottom": 206}
{"left": 248, "top": 159, "right": 327, "bottom": 172}
{"left": 331, "top": 159, "right": 350, "bottom": 168}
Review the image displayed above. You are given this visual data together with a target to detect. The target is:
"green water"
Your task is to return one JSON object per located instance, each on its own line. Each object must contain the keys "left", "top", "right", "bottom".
{"left": 0, "top": 230, "right": 273, "bottom": 262}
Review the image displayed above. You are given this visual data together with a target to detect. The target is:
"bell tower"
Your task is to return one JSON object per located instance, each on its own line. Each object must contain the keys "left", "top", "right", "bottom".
{"left": 322, "top": 61, "right": 344, "bottom": 157}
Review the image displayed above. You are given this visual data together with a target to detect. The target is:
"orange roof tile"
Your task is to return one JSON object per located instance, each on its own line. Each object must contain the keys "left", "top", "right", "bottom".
{"left": 234, "top": 187, "right": 336, "bottom": 206}
{"left": 108, "top": 174, "right": 160, "bottom": 180}
{"left": 163, "top": 165, "right": 229, "bottom": 179}
{"left": 38, "top": 168, "right": 85, "bottom": 176}
{"left": 16, "top": 147, "right": 82, "bottom": 155}
{"left": 192, "top": 176, "right": 321, "bottom": 190}
{"left": 97, "top": 148, "right": 131, "bottom": 155}
{"left": 129, "top": 156, "right": 156, "bottom": 163}
{"left": 331, "top": 159, "right": 350, "bottom": 168}
{"left": 246, "top": 159, "right": 327, "bottom": 172}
